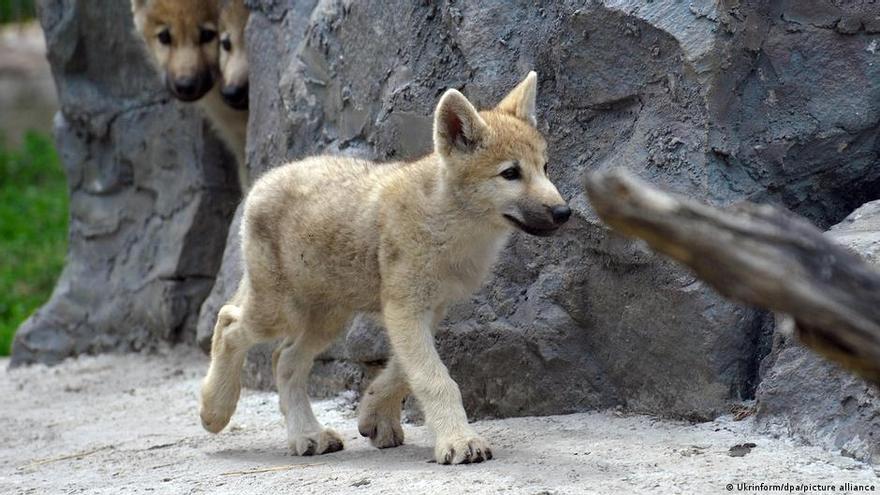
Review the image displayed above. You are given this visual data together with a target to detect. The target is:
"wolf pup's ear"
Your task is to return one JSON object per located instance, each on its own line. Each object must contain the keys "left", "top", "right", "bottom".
{"left": 131, "top": 0, "right": 150, "bottom": 31}
{"left": 496, "top": 71, "right": 538, "bottom": 127}
{"left": 434, "top": 89, "right": 488, "bottom": 156}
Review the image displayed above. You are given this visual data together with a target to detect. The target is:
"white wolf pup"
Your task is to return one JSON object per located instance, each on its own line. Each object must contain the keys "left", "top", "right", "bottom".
{"left": 199, "top": 72, "right": 571, "bottom": 464}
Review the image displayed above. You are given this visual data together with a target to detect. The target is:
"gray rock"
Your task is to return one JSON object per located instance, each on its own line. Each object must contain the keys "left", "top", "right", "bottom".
{"left": 18, "top": 0, "right": 880, "bottom": 429}
{"left": 196, "top": 206, "right": 244, "bottom": 352}
{"left": 11, "top": 1, "right": 239, "bottom": 365}
{"left": 241, "top": 341, "right": 383, "bottom": 400}
{"left": 225, "top": 0, "right": 878, "bottom": 420}
{"left": 226, "top": 0, "right": 815, "bottom": 420}
{"left": 343, "top": 315, "right": 389, "bottom": 364}
{"left": 757, "top": 201, "right": 880, "bottom": 464}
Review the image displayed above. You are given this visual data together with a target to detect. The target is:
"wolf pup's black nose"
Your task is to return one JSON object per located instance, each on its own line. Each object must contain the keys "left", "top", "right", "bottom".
{"left": 221, "top": 83, "right": 249, "bottom": 110}
{"left": 175, "top": 77, "right": 198, "bottom": 98}
{"left": 550, "top": 205, "right": 571, "bottom": 225}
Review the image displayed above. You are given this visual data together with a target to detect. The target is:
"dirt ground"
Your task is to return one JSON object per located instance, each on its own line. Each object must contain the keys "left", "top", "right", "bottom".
{"left": 1, "top": 349, "right": 877, "bottom": 495}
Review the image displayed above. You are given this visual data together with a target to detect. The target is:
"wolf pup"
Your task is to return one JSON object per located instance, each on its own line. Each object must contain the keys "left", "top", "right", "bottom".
{"left": 215, "top": 0, "right": 250, "bottom": 187}
{"left": 131, "top": 0, "right": 249, "bottom": 189}
{"left": 218, "top": 0, "right": 249, "bottom": 111}
{"left": 199, "top": 72, "right": 571, "bottom": 465}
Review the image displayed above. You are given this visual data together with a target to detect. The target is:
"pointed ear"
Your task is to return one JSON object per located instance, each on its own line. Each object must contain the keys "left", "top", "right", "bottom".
{"left": 131, "top": 0, "right": 149, "bottom": 32}
{"left": 496, "top": 71, "right": 538, "bottom": 127}
{"left": 433, "top": 89, "right": 488, "bottom": 156}
{"left": 131, "top": 0, "right": 152, "bottom": 29}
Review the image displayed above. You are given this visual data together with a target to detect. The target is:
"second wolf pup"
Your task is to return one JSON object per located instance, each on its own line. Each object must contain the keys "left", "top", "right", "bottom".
{"left": 131, "top": 0, "right": 249, "bottom": 189}
{"left": 218, "top": 0, "right": 250, "bottom": 112}
{"left": 199, "top": 72, "right": 571, "bottom": 464}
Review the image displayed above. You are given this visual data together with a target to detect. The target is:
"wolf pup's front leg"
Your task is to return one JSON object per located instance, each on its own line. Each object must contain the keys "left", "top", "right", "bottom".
{"left": 357, "top": 355, "right": 409, "bottom": 449}
{"left": 382, "top": 301, "right": 492, "bottom": 464}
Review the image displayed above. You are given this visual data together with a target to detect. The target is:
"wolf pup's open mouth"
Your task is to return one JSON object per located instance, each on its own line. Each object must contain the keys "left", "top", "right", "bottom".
{"left": 503, "top": 214, "right": 559, "bottom": 237}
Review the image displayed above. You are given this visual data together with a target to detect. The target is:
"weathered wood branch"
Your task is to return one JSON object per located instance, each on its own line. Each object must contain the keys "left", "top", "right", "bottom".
{"left": 584, "top": 169, "right": 880, "bottom": 385}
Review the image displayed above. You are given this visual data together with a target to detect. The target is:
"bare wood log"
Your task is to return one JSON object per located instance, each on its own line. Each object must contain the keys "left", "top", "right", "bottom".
{"left": 584, "top": 169, "right": 880, "bottom": 385}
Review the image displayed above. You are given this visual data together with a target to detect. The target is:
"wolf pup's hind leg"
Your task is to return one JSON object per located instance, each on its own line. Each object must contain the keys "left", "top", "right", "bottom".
{"left": 200, "top": 304, "right": 248, "bottom": 433}
{"left": 200, "top": 285, "right": 285, "bottom": 433}
{"left": 275, "top": 310, "right": 349, "bottom": 456}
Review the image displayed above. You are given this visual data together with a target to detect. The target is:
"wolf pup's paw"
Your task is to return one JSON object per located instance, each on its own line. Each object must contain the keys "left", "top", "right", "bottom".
{"left": 358, "top": 411, "right": 404, "bottom": 449}
{"left": 288, "top": 428, "right": 345, "bottom": 456}
{"left": 435, "top": 434, "right": 493, "bottom": 464}
{"left": 199, "top": 380, "right": 239, "bottom": 433}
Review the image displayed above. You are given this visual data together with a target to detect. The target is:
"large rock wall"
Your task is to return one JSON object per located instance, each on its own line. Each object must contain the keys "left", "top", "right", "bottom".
{"left": 10, "top": 1, "right": 239, "bottom": 365}
{"left": 757, "top": 201, "right": 880, "bottom": 464}
{"left": 15, "top": 0, "right": 880, "bottom": 428}
{"left": 706, "top": 1, "right": 880, "bottom": 225}
{"left": 205, "top": 0, "right": 876, "bottom": 421}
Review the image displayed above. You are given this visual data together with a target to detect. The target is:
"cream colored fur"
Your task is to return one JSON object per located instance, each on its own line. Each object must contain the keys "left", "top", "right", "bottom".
{"left": 199, "top": 72, "right": 570, "bottom": 464}
{"left": 201, "top": 87, "right": 248, "bottom": 186}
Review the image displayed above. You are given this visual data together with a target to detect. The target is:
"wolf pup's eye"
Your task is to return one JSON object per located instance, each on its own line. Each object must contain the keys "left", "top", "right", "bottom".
{"left": 157, "top": 29, "right": 172, "bottom": 45}
{"left": 199, "top": 28, "right": 217, "bottom": 44}
{"left": 500, "top": 163, "right": 522, "bottom": 181}
{"left": 221, "top": 34, "right": 232, "bottom": 52}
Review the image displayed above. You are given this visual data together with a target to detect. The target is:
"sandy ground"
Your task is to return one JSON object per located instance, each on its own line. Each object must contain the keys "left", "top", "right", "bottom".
{"left": 1, "top": 350, "right": 877, "bottom": 495}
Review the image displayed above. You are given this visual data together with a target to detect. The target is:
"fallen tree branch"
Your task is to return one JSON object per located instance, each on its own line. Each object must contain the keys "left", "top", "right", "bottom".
{"left": 584, "top": 169, "right": 880, "bottom": 385}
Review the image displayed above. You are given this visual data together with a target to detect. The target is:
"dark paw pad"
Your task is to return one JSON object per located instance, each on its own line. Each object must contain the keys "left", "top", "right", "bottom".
{"left": 325, "top": 436, "right": 344, "bottom": 453}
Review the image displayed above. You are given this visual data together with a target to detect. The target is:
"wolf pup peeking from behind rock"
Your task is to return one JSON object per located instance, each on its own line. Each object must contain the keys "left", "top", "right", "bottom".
{"left": 131, "top": 0, "right": 250, "bottom": 190}
{"left": 199, "top": 72, "right": 571, "bottom": 465}
{"left": 218, "top": 0, "right": 250, "bottom": 112}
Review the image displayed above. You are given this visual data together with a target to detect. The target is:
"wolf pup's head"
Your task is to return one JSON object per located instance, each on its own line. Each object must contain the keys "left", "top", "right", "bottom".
{"left": 433, "top": 72, "right": 570, "bottom": 237}
{"left": 218, "top": 0, "right": 250, "bottom": 110}
{"left": 131, "top": 0, "right": 221, "bottom": 102}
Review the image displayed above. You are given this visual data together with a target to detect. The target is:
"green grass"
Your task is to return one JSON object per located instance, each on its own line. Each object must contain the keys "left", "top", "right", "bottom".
{"left": 0, "top": 132, "right": 67, "bottom": 356}
{"left": 0, "top": 0, "right": 36, "bottom": 24}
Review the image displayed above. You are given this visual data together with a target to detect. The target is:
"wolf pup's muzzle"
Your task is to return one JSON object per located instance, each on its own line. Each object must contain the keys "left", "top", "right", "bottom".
{"left": 505, "top": 203, "right": 571, "bottom": 237}
{"left": 168, "top": 72, "right": 215, "bottom": 102}
{"left": 221, "top": 82, "right": 249, "bottom": 110}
